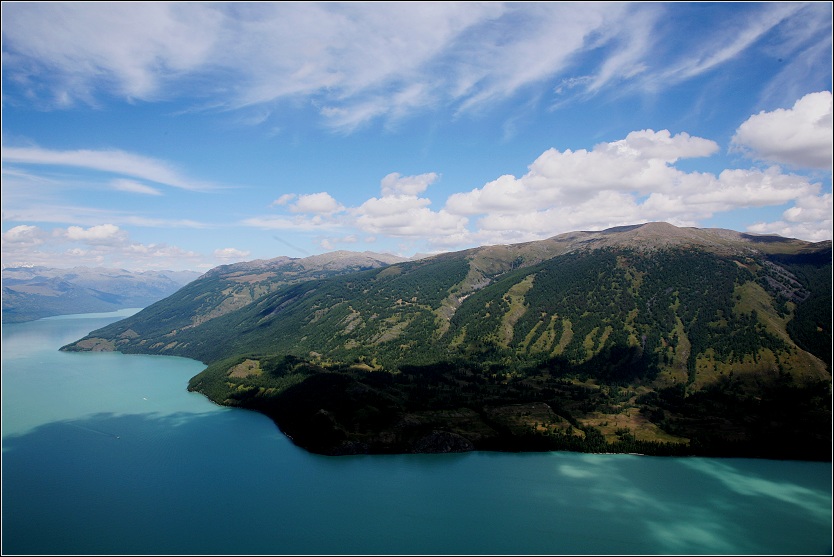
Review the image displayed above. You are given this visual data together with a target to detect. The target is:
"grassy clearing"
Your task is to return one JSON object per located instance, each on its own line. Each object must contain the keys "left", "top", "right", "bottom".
{"left": 229, "top": 358, "right": 262, "bottom": 378}
{"left": 499, "top": 274, "right": 535, "bottom": 347}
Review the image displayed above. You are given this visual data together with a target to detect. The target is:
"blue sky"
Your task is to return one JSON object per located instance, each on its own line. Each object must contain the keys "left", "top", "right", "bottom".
{"left": 2, "top": 2, "right": 832, "bottom": 272}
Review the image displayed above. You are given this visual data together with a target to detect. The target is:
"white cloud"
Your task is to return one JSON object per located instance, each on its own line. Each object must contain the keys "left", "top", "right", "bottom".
{"left": 380, "top": 172, "right": 438, "bottom": 196}
{"left": 0, "top": 196, "right": 210, "bottom": 231}
{"left": 270, "top": 194, "right": 296, "bottom": 207}
{"left": 351, "top": 172, "right": 468, "bottom": 239}
{"left": 690, "top": 167, "right": 817, "bottom": 208}
{"left": 451, "top": 3, "right": 630, "bottom": 112}
{"left": 746, "top": 193, "right": 833, "bottom": 242}
{"left": 124, "top": 243, "right": 200, "bottom": 259}
{"left": 2, "top": 145, "right": 217, "bottom": 191}
{"left": 214, "top": 247, "right": 251, "bottom": 261}
{"left": 1, "top": 225, "right": 46, "bottom": 247}
{"left": 605, "top": 129, "right": 720, "bottom": 162}
{"left": 446, "top": 130, "right": 719, "bottom": 216}
{"left": 241, "top": 215, "right": 341, "bottom": 231}
{"left": 443, "top": 129, "right": 823, "bottom": 245}
{"left": 1, "top": 2, "right": 221, "bottom": 102}
{"left": 111, "top": 179, "right": 163, "bottom": 196}
{"left": 319, "top": 238, "right": 335, "bottom": 251}
{"left": 313, "top": 235, "right": 358, "bottom": 253}
{"left": 731, "top": 91, "right": 833, "bottom": 169}
{"left": 63, "top": 224, "right": 128, "bottom": 245}
{"left": 247, "top": 171, "right": 468, "bottom": 243}
{"left": 1, "top": 223, "right": 203, "bottom": 271}
{"left": 583, "top": 7, "right": 654, "bottom": 94}
{"left": 782, "top": 193, "right": 833, "bottom": 224}
{"left": 290, "top": 192, "right": 344, "bottom": 215}
{"left": 242, "top": 118, "right": 829, "bottom": 251}
{"left": 755, "top": 3, "right": 833, "bottom": 109}
{"left": 7, "top": 3, "right": 820, "bottom": 130}
{"left": 658, "top": 3, "right": 804, "bottom": 84}
{"left": 320, "top": 101, "right": 395, "bottom": 135}
{"left": 354, "top": 199, "right": 467, "bottom": 238}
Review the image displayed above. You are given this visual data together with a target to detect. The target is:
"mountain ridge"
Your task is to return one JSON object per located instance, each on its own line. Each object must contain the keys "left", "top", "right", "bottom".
{"left": 2, "top": 266, "right": 201, "bottom": 323}
{"left": 61, "top": 223, "right": 832, "bottom": 459}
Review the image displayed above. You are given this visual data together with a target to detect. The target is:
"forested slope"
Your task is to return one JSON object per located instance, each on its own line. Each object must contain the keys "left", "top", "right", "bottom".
{"left": 62, "top": 224, "right": 832, "bottom": 459}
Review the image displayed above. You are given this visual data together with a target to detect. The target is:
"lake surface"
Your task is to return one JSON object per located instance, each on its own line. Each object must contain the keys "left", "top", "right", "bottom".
{"left": 2, "top": 310, "right": 831, "bottom": 555}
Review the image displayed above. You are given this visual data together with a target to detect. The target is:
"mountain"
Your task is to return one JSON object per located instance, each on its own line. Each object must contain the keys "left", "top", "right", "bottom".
{"left": 2, "top": 266, "right": 202, "bottom": 323}
{"left": 62, "top": 223, "right": 832, "bottom": 459}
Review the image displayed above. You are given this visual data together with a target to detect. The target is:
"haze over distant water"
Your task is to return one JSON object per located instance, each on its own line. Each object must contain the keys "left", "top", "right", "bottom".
{"left": 2, "top": 311, "right": 831, "bottom": 555}
{"left": 1, "top": 266, "right": 201, "bottom": 323}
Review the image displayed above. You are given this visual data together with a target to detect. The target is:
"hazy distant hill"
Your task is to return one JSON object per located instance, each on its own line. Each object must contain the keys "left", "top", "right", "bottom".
{"left": 72, "top": 250, "right": 410, "bottom": 332}
{"left": 63, "top": 223, "right": 832, "bottom": 459}
{"left": 2, "top": 266, "right": 202, "bottom": 323}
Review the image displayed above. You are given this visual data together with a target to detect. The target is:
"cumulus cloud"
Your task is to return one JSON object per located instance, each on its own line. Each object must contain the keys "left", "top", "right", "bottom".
{"left": 352, "top": 173, "right": 467, "bottom": 240}
{"left": 243, "top": 116, "right": 829, "bottom": 251}
{"left": 289, "top": 192, "right": 344, "bottom": 215}
{"left": 63, "top": 224, "right": 127, "bottom": 245}
{"left": 2, "top": 225, "right": 47, "bottom": 247}
{"left": 731, "top": 91, "right": 833, "bottom": 169}
{"left": 244, "top": 192, "right": 347, "bottom": 232}
{"left": 380, "top": 172, "right": 439, "bottom": 196}
{"left": 446, "top": 130, "right": 718, "bottom": 216}
{"left": 354, "top": 198, "right": 467, "bottom": 238}
{"left": 246, "top": 172, "right": 468, "bottom": 246}
{"left": 443, "top": 129, "right": 822, "bottom": 245}
{"left": 746, "top": 193, "right": 833, "bottom": 242}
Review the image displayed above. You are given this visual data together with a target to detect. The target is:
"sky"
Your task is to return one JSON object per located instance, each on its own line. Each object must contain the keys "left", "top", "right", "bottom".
{"left": 1, "top": 2, "right": 832, "bottom": 272}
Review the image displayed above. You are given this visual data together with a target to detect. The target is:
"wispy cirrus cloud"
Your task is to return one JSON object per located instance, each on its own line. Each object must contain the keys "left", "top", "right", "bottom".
{"left": 111, "top": 179, "right": 164, "bottom": 196}
{"left": 4, "top": 2, "right": 826, "bottom": 132}
{"left": 1, "top": 2, "right": 221, "bottom": 104}
{"left": 2, "top": 145, "right": 218, "bottom": 191}
{"left": 0, "top": 200, "right": 210, "bottom": 230}
{"left": 654, "top": 3, "right": 806, "bottom": 85}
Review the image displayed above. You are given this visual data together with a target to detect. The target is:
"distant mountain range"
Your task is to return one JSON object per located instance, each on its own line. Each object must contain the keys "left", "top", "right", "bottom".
{"left": 2, "top": 266, "right": 202, "bottom": 323}
{"left": 62, "top": 223, "right": 832, "bottom": 459}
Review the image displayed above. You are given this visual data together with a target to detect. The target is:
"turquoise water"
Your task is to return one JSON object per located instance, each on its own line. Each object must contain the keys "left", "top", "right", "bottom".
{"left": 2, "top": 311, "right": 832, "bottom": 555}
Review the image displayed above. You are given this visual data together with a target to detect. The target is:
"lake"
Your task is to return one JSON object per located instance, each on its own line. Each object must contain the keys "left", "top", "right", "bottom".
{"left": 2, "top": 310, "right": 831, "bottom": 555}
